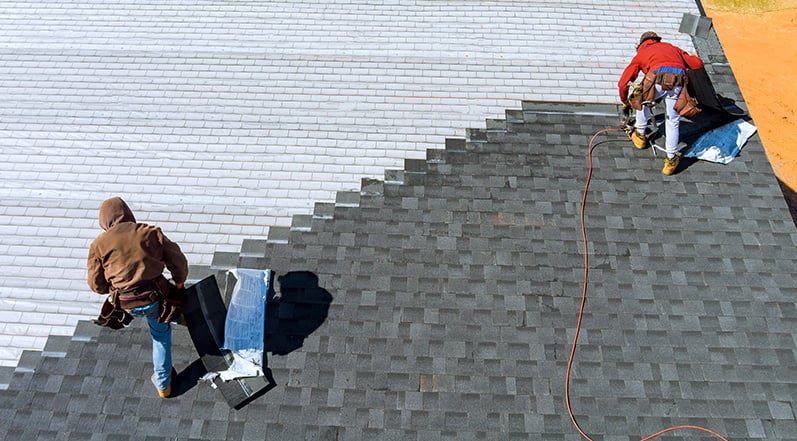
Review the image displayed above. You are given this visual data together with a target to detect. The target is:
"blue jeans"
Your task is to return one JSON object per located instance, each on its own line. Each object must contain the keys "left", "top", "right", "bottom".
{"left": 128, "top": 302, "right": 172, "bottom": 390}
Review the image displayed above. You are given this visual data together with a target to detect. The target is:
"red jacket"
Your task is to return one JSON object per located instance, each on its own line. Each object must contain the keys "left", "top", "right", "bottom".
{"left": 618, "top": 39, "right": 704, "bottom": 102}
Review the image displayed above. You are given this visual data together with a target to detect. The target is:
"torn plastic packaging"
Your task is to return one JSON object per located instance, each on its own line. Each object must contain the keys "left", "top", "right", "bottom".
{"left": 202, "top": 268, "right": 272, "bottom": 383}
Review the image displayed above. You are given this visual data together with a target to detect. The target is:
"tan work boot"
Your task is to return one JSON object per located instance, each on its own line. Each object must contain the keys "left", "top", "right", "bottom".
{"left": 152, "top": 368, "right": 176, "bottom": 398}
{"left": 628, "top": 130, "right": 647, "bottom": 149}
{"left": 662, "top": 154, "right": 680, "bottom": 176}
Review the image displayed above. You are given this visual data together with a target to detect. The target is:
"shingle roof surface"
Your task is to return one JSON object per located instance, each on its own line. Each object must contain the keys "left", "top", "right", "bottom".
{"left": 3, "top": 1, "right": 797, "bottom": 441}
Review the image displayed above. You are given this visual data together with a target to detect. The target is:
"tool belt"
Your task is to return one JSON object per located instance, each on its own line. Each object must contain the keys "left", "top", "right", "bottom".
{"left": 95, "top": 276, "right": 187, "bottom": 327}
{"left": 115, "top": 277, "right": 169, "bottom": 305}
{"left": 627, "top": 69, "right": 700, "bottom": 119}
{"left": 653, "top": 70, "right": 686, "bottom": 91}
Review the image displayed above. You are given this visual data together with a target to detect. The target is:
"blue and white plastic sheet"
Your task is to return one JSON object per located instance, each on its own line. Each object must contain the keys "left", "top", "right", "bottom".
{"left": 683, "top": 118, "right": 757, "bottom": 164}
{"left": 208, "top": 268, "right": 272, "bottom": 381}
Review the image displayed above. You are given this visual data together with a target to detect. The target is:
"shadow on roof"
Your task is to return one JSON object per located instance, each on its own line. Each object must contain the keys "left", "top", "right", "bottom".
{"left": 778, "top": 178, "right": 797, "bottom": 228}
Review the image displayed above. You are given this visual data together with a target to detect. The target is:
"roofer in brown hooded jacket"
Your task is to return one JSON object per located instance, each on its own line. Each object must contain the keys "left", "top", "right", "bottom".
{"left": 619, "top": 31, "right": 704, "bottom": 175}
{"left": 87, "top": 196, "right": 189, "bottom": 398}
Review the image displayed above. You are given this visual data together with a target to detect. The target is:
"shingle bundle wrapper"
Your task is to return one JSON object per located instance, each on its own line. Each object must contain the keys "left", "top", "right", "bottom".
{"left": 204, "top": 268, "right": 272, "bottom": 382}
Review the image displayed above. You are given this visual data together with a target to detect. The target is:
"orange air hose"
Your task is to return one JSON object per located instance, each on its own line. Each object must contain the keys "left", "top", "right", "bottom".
{"left": 564, "top": 127, "right": 729, "bottom": 441}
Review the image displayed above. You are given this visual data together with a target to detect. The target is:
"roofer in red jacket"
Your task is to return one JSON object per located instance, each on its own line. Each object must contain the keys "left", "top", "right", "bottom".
{"left": 619, "top": 32, "right": 704, "bottom": 175}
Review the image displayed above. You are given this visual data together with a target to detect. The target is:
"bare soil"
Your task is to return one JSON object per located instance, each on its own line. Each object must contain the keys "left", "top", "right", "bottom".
{"left": 703, "top": 3, "right": 797, "bottom": 190}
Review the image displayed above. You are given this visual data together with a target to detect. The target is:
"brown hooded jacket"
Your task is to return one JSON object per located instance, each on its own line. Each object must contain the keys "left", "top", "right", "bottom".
{"left": 87, "top": 197, "right": 188, "bottom": 306}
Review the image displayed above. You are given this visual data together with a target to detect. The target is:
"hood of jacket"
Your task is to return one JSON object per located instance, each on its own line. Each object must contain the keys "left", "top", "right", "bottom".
{"left": 98, "top": 197, "right": 136, "bottom": 231}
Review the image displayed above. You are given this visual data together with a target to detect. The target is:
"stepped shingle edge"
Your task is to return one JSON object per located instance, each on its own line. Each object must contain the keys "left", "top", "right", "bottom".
{"left": 209, "top": 100, "right": 622, "bottom": 274}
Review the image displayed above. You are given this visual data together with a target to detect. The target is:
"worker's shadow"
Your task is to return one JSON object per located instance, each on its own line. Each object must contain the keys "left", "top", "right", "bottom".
{"left": 172, "top": 359, "right": 210, "bottom": 396}
{"left": 265, "top": 271, "right": 333, "bottom": 355}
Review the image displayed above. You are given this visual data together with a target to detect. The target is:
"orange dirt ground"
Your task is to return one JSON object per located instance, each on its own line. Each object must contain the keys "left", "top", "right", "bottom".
{"left": 703, "top": 4, "right": 797, "bottom": 191}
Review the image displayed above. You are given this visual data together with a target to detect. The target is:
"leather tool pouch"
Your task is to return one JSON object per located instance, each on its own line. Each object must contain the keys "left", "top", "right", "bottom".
{"left": 674, "top": 86, "right": 701, "bottom": 119}
{"left": 94, "top": 291, "right": 134, "bottom": 329}
{"left": 654, "top": 71, "right": 684, "bottom": 91}
{"left": 628, "top": 71, "right": 658, "bottom": 111}
{"left": 156, "top": 277, "right": 187, "bottom": 324}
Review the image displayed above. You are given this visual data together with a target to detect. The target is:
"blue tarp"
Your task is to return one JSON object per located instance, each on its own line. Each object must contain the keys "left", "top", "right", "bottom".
{"left": 683, "top": 118, "right": 757, "bottom": 164}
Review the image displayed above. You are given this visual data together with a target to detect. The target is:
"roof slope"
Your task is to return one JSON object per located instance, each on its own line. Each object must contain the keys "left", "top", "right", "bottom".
{"left": 2, "top": 26, "right": 797, "bottom": 438}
